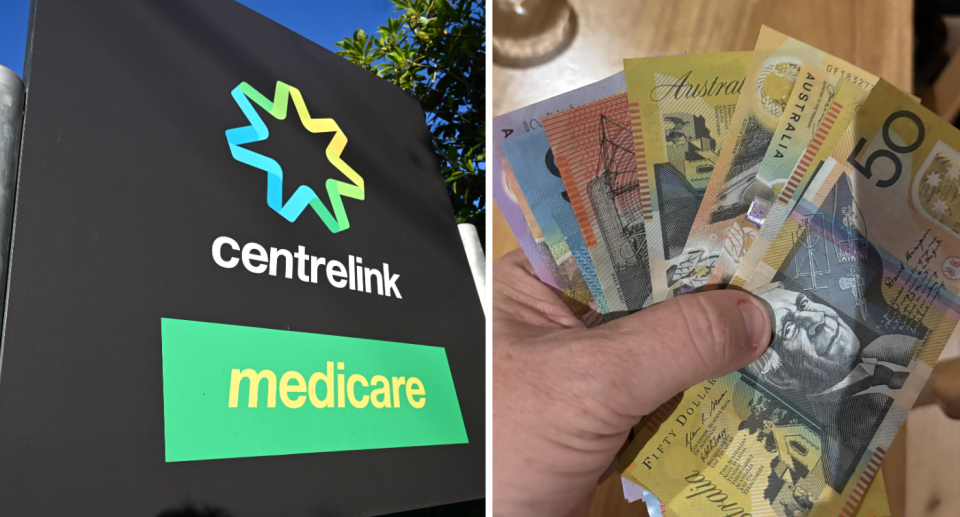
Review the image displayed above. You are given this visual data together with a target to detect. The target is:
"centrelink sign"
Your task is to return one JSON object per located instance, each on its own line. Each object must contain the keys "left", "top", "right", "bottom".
{"left": 0, "top": 0, "right": 483, "bottom": 514}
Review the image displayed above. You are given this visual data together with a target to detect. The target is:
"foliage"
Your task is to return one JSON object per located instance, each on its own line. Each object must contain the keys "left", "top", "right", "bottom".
{"left": 335, "top": 0, "right": 485, "bottom": 242}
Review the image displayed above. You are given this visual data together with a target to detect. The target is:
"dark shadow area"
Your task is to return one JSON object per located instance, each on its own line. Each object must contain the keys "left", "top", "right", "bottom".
{"left": 154, "top": 499, "right": 484, "bottom": 517}
{"left": 383, "top": 498, "right": 484, "bottom": 517}
{"left": 156, "top": 504, "right": 233, "bottom": 517}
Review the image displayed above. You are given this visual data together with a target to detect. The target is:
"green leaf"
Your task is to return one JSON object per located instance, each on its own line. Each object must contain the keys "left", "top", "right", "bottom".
{"left": 334, "top": 0, "right": 486, "bottom": 240}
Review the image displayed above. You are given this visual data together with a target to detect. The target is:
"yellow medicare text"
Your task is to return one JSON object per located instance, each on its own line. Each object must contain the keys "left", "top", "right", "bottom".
{"left": 227, "top": 362, "right": 426, "bottom": 409}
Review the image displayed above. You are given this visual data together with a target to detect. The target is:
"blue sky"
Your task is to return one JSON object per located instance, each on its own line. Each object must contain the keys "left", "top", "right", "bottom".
{"left": 0, "top": 0, "right": 398, "bottom": 78}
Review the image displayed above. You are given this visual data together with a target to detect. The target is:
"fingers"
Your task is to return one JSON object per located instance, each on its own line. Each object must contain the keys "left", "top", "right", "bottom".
{"left": 930, "top": 358, "right": 960, "bottom": 419}
{"left": 585, "top": 290, "right": 772, "bottom": 417}
{"left": 493, "top": 249, "right": 584, "bottom": 335}
{"left": 498, "top": 246, "right": 538, "bottom": 276}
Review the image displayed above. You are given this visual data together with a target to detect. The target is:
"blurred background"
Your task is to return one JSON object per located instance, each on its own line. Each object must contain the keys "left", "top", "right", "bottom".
{"left": 492, "top": 1, "right": 960, "bottom": 515}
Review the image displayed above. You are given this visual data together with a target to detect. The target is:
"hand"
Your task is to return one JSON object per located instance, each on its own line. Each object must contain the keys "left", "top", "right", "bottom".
{"left": 492, "top": 249, "right": 772, "bottom": 516}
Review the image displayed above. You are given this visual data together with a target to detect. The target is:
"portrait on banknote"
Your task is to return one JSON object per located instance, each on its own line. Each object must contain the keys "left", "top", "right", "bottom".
{"left": 733, "top": 171, "right": 919, "bottom": 512}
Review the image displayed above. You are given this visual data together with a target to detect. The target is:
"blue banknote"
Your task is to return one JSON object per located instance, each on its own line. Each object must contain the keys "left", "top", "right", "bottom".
{"left": 502, "top": 129, "right": 609, "bottom": 315}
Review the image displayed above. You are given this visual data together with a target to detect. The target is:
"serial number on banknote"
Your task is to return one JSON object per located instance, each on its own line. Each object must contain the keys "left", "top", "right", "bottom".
{"left": 824, "top": 64, "right": 873, "bottom": 89}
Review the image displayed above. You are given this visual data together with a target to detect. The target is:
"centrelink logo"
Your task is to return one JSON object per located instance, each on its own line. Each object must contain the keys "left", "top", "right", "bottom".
{"left": 213, "top": 81, "right": 400, "bottom": 299}
{"left": 225, "top": 81, "right": 363, "bottom": 233}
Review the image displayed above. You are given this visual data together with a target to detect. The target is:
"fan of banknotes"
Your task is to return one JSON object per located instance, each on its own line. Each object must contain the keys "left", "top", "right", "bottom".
{"left": 492, "top": 25, "right": 960, "bottom": 516}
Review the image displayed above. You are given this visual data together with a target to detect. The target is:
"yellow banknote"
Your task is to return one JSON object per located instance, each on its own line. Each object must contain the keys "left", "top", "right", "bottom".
{"left": 628, "top": 461, "right": 890, "bottom": 517}
{"left": 730, "top": 81, "right": 871, "bottom": 289}
{"left": 672, "top": 26, "right": 877, "bottom": 298}
{"left": 623, "top": 80, "right": 958, "bottom": 517}
{"left": 619, "top": 398, "right": 890, "bottom": 517}
{"left": 709, "top": 63, "right": 841, "bottom": 286}
{"left": 856, "top": 469, "right": 891, "bottom": 517}
{"left": 623, "top": 52, "right": 752, "bottom": 302}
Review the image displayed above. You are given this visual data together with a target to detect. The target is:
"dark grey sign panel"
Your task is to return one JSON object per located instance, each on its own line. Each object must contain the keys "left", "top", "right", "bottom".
{"left": 0, "top": 0, "right": 484, "bottom": 514}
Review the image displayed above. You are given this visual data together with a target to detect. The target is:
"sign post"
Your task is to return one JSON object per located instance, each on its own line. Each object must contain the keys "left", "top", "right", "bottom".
{"left": 0, "top": 64, "right": 23, "bottom": 306}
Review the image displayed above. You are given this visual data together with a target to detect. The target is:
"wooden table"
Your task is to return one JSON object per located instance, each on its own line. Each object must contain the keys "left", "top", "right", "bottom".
{"left": 492, "top": 0, "right": 921, "bottom": 514}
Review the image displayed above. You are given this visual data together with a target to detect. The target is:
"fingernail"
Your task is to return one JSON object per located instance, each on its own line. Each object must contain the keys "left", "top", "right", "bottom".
{"left": 739, "top": 298, "right": 770, "bottom": 348}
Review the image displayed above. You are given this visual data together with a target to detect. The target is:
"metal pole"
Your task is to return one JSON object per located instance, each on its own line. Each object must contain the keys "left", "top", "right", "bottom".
{"left": 0, "top": 65, "right": 24, "bottom": 310}
{"left": 458, "top": 223, "right": 487, "bottom": 317}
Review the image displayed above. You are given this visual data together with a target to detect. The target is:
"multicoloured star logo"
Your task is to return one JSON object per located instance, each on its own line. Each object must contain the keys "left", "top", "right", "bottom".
{"left": 225, "top": 81, "right": 364, "bottom": 233}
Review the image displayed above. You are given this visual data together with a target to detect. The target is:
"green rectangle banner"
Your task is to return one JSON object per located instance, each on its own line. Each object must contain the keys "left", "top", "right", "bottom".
{"left": 161, "top": 318, "right": 468, "bottom": 462}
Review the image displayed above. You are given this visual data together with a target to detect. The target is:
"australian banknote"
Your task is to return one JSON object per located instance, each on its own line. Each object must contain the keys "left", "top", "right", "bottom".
{"left": 492, "top": 72, "right": 626, "bottom": 323}
{"left": 622, "top": 80, "right": 959, "bottom": 517}
{"left": 641, "top": 485, "right": 666, "bottom": 517}
{"left": 502, "top": 129, "right": 614, "bottom": 316}
{"left": 542, "top": 93, "right": 647, "bottom": 315}
{"left": 672, "top": 26, "right": 877, "bottom": 296}
{"left": 498, "top": 154, "right": 601, "bottom": 323}
{"left": 857, "top": 469, "right": 891, "bottom": 517}
{"left": 624, "top": 466, "right": 888, "bottom": 517}
{"left": 730, "top": 81, "right": 872, "bottom": 289}
{"left": 623, "top": 52, "right": 752, "bottom": 302}
{"left": 493, "top": 149, "right": 560, "bottom": 291}
{"left": 708, "top": 63, "right": 841, "bottom": 286}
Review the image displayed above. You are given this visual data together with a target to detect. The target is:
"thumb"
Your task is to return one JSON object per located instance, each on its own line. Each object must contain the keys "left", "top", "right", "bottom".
{"left": 587, "top": 289, "right": 771, "bottom": 417}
